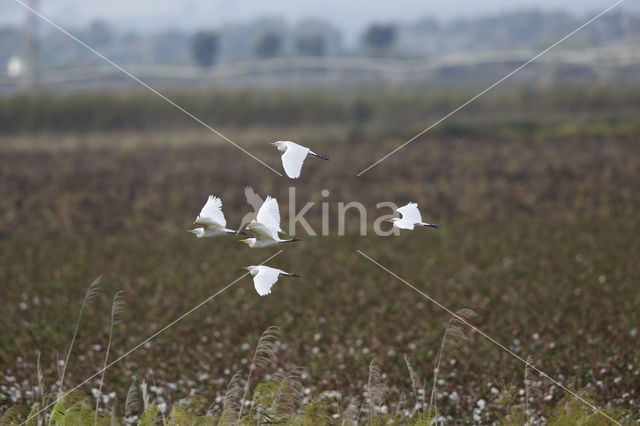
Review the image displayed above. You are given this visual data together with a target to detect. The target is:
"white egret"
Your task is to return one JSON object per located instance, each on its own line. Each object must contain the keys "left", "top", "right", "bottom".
{"left": 270, "top": 141, "right": 329, "bottom": 179}
{"left": 243, "top": 265, "right": 300, "bottom": 296}
{"left": 188, "top": 195, "right": 243, "bottom": 238}
{"left": 240, "top": 196, "right": 299, "bottom": 247}
{"left": 385, "top": 202, "right": 441, "bottom": 230}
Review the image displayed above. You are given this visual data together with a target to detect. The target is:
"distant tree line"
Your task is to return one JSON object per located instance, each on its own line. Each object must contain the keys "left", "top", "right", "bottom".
{"left": 191, "top": 29, "right": 331, "bottom": 66}
{"left": 1, "top": 10, "right": 639, "bottom": 70}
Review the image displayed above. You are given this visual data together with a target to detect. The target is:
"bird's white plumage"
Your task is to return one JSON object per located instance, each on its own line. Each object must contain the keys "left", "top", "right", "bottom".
{"left": 194, "top": 195, "right": 227, "bottom": 228}
{"left": 395, "top": 202, "right": 423, "bottom": 230}
{"left": 249, "top": 265, "right": 283, "bottom": 296}
{"left": 280, "top": 142, "right": 310, "bottom": 179}
{"left": 243, "top": 196, "right": 287, "bottom": 246}
{"left": 255, "top": 196, "right": 282, "bottom": 234}
{"left": 246, "top": 223, "right": 278, "bottom": 242}
{"left": 242, "top": 196, "right": 298, "bottom": 247}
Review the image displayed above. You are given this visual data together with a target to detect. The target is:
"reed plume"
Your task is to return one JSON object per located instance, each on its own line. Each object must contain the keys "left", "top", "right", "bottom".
{"left": 367, "top": 358, "right": 386, "bottom": 418}
{"left": 524, "top": 356, "right": 543, "bottom": 425}
{"left": 140, "top": 380, "right": 150, "bottom": 410}
{"left": 273, "top": 365, "right": 307, "bottom": 415}
{"left": 238, "top": 326, "right": 282, "bottom": 420}
{"left": 33, "top": 351, "right": 46, "bottom": 425}
{"left": 219, "top": 370, "right": 243, "bottom": 425}
{"left": 404, "top": 354, "right": 425, "bottom": 413}
{"left": 341, "top": 396, "right": 360, "bottom": 426}
{"left": 429, "top": 308, "right": 478, "bottom": 420}
{"left": 58, "top": 277, "right": 102, "bottom": 398}
{"left": 95, "top": 290, "right": 126, "bottom": 424}
{"left": 124, "top": 377, "right": 141, "bottom": 418}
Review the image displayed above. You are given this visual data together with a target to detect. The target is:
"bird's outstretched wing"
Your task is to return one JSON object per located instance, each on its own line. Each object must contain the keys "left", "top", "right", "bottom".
{"left": 195, "top": 195, "right": 227, "bottom": 229}
{"left": 256, "top": 196, "right": 282, "bottom": 233}
{"left": 281, "top": 142, "right": 310, "bottom": 179}
{"left": 396, "top": 203, "right": 422, "bottom": 227}
{"left": 247, "top": 221, "right": 279, "bottom": 241}
{"left": 253, "top": 267, "right": 281, "bottom": 296}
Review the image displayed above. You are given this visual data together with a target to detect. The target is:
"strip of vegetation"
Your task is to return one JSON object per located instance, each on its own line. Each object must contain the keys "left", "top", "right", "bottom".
{"left": 1, "top": 83, "right": 640, "bottom": 135}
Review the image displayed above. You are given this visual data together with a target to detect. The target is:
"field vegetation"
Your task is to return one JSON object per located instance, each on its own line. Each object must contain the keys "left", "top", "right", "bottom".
{"left": 1, "top": 84, "right": 639, "bottom": 424}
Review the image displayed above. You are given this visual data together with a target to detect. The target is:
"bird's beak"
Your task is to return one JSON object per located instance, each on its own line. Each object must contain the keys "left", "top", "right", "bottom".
{"left": 239, "top": 239, "right": 248, "bottom": 243}
{"left": 383, "top": 219, "right": 393, "bottom": 223}
{"left": 187, "top": 229, "right": 196, "bottom": 233}
{"left": 269, "top": 142, "right": 278, "bottom": 146}
{"left": 242, "top": 266, "right": 250, "bottom": 271}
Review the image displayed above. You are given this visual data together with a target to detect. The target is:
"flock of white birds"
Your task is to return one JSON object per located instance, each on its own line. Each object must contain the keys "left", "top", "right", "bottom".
{"left": 188, "top": 140, "right": 439, "bottom": 296}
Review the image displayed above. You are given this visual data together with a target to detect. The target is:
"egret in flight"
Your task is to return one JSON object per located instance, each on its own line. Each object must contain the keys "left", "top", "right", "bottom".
{"left": 188, "top": 195, "right": 244, "bottom": 238}
{"left": 270, "top": 141, "right": 329, "bottom": 179}
{"left": 385, "top": 202, "right": 441, "bottom": 230}
{"left": 244, "top": 265, "right": 300, "bottom": 296}
{"left": 240, "top": 196, "right": 299, "bottom": 247}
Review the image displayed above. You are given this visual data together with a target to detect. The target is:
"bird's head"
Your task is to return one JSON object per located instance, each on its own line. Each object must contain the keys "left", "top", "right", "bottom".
{"left": 243, "top": 265, "right": 259, "bottom": 275}
{"left": 269, "top": 141, "right": 287, "bottom": 152}
{"left": 187, "top": 228, "right": 205, "bottom": 238}
{"left": 239, "top": 237, "right": 257, "bottom": 247}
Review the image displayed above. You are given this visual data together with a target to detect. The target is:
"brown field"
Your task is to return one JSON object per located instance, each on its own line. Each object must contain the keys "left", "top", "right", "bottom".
{"left": 1, "top": 86, "right": 639, "bottom": 423}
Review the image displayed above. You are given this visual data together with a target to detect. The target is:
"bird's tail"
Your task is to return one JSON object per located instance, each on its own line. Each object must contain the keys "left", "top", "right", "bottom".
{"left": 310, "top": 152, "right": 329, "bottom": 161}
{"left": 420, "top": 223, "right": 441, "bottom": 229}
{"left": 283, "top": 237, "right": 300, "bottom": 243}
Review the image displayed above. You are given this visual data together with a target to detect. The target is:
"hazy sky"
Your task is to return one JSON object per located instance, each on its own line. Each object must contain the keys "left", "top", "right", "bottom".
{"left": 2, "top": 0, "right": 637, "bottom": 39}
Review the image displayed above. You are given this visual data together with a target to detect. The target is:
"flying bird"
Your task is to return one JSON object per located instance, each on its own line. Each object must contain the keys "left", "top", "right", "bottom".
{"left": 385, "top": 202, "right": 441, "bottom": 230}
{"left": 270, "top": 141, "right": 329, "bottom": 179}
{"left": 188, "top": 195, "right": 244, "bottom": 238}
{"left": 243, "top": 265, "right": 300, "bottom": 296}
{"left": 240, "top": 196, "right": 299, "bottom": 247}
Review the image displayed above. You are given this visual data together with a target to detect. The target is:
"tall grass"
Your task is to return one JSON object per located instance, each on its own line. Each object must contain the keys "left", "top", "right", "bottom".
{"left": 366, "top": 358, "right": 386, "bottom": 420}
{"left": 525, "top": 356, "right": 532, "bottom": 425}
{"left": 124, "top": 378, "right": 141, "bottom": 419}
{"left": 58, "top": 277, "right": 102, "bottom": 398}
{"left": 271, "top": 365, "right": 307, "bottom": 416}
{"left": 341, "top": 396, "right": 360, "bottom": 425}
{"left": 33, "top": 352, "right": 45, "bottom": 425}
{"left": 404, "top": 354, "right": 425, "bottom": 414}
{"left": 219, "top": 371, "right": 242, "bottom": 424}
{"left": 237, "top": 325, "right": 281, "bottom": 420}
{"left": 95, "top": 290, "right": 126, "bottom": 424}
{"left": 428, "top": 308, "right": 478, "bottom": 421}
